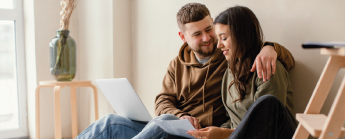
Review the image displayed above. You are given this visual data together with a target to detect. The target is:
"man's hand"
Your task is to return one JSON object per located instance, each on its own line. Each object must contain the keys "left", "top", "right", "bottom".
{"left": 187, "top": 126, "right": 234, "bottom": 139}
{"left": 250, "top": 45, "right": 277, "bottom": 82}
{"left": 180, "top": 116, "right": 201, "bottom": 129}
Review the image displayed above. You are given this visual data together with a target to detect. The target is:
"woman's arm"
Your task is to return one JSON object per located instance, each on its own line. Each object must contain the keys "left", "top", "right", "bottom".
{"left": 187, "top": 127, "right": 235, "bottom": 139}
{"left": 254, "top": 60, "right": 291, "bottom": 104}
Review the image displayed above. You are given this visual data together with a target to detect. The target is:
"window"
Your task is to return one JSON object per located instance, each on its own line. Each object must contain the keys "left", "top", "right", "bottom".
{"left": 0, "top": 0, "right": 14, "bottom": 9}
{"left": 0, "top": 0, "right": 27, "bottom": 138}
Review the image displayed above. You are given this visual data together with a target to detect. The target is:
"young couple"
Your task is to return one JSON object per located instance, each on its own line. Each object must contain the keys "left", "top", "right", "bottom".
{"left": 77, "top": 3, "right": 296, "bottom": 139}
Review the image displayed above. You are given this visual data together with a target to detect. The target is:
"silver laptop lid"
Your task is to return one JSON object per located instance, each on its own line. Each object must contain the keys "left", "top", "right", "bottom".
{"left": 95, "top": 78, "right": 152, "bottom": 122}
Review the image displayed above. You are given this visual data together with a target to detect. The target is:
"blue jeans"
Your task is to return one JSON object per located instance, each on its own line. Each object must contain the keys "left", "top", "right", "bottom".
{"left": 76, "top": 113, "right": 181, "bottom": 139}
{"left": 77, "top": 95, "right": 295, "bottom": 139}
{"left": 134, "top": 95, "right": 296, "bottom": 139}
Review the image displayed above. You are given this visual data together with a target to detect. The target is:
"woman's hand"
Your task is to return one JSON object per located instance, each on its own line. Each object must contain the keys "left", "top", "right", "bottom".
{"left": 186, "top": 126, "right": 234, "bottom": 139}
{"left": 250, "top": 45, "right": 277, "bottom": 82}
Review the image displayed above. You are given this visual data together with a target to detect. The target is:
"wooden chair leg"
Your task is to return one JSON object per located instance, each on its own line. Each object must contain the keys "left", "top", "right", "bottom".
{"left": 293, "top": 56, "right": 341, "bottom": 139}
{"left": 91, "top": 84, "right": 99, "bottom": 120}
{"left": 320, "top": 76, "right": 345, "bottom": 139}
{"left": 71, "top": 86, "right": 78, "bottom": 139}
{"left": 54, "top": 86, "right": 62, "bottom": 139}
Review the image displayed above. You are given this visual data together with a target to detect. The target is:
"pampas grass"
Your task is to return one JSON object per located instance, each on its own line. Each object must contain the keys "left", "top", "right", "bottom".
{"left": 59, "top": 0, "right": 77, "bottom": 30}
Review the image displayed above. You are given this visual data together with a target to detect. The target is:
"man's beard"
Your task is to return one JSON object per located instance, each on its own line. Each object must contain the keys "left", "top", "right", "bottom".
{"left": 192, "top": 41, "right": 217, "bottom": 58}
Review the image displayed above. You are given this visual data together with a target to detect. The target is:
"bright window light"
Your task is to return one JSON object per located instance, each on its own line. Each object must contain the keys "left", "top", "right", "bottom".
{"left": 0, "top": 0, "right": 13, "bottom": 9}
{"left": 0, "top": 20, "right": 19, "bottom": 131}
{"left": 0, "top": 0, "right": 27, "bottom": 138}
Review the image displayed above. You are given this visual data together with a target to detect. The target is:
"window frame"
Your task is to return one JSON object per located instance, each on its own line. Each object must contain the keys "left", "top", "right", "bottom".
{"left": 0, "top": 0, "right": 28, "bottom": 138}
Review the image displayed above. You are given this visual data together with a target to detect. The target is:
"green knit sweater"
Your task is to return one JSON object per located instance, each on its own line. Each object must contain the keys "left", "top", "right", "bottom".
{"left": 220, "top": 61, "right": 296, "bottom": 128}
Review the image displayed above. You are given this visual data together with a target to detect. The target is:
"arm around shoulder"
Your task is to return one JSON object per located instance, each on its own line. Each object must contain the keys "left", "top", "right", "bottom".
{"left": 266, "top": 41, "right": 295, "bottom": 71}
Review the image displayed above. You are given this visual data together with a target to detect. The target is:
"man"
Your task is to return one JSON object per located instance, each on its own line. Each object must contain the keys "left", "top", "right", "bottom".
{"left": 77, "top": 2, "right": 294, "bottom": 139}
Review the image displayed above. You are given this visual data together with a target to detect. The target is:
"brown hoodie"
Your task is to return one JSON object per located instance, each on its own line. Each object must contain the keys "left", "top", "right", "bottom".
{"left": 155, "top": 42, "right": 295, "bottom": 127}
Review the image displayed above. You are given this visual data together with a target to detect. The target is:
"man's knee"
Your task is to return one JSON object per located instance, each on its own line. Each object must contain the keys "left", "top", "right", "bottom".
{"left": 102, "top": 113, "right": 129, "bottom": 123}
{"left": 156, "top": 114, "right": 179, "bottom": 120}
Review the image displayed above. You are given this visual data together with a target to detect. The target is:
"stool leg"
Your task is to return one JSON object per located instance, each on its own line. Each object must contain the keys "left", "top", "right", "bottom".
{"left": 90, "top": 85, "right": 99, "bottom": 120}
{"left": 36, "top": 86, "right": 42, "bottom": 139}
{"left": 320, "top": 76, "right": 345, "bottom": 139}
{"left": 305, "top": 56, "right": 343, "bottom": 113}
{"left": 293, "top": 56, "right": 341, "bottom": 139}
{"left": 71, "top": 86, "right": 78, "bottom": 139}
{"left": 54, "top": 86, "right": 62, "bottom": 139}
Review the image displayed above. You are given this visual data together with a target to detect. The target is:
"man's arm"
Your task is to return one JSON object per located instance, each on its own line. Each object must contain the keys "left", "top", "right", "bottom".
{"left": 154, "top": 60, "right": 189, "bottom": 117}
{"left": 155, "top": 60, "right": 202, "bottom": 129}
{"left": 268, "top": 41, "right": 295, "bottom": 71}
{"left": 251, "top": 42, "right": 295, "bottom": 82}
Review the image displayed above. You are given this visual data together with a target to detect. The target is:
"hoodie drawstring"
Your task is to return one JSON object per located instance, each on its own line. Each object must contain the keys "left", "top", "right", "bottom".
{"left": 189, "top": 67, "right": 191, "bottom": 93}
{"left": 188, "top": 59, "right": 212, "bottom": 112}
{"left": 202, "top": 60, "right": 211, "bottom": 112}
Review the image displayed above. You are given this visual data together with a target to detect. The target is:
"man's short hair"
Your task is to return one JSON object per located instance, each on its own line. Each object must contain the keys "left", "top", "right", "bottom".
{"left": 177, "top": 3, "right": 210, "bottom": 31}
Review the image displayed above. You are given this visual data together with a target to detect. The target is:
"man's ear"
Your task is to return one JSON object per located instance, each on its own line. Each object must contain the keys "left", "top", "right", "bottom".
{"left": 178, "top": 31, "right": 187, "bottom": 43}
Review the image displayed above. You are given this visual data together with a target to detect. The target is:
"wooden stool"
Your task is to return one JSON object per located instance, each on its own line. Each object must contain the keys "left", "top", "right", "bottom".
{"left": 293, "top": 48, "right": 345, "bottom": 139}
{"left": 35, "top": 80, "right": 99, "bottom": 139}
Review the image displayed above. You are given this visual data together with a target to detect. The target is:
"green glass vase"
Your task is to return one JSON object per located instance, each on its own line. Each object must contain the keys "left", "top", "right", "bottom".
{"left": 49, "top": 30, "right": 76, "bottom": 81}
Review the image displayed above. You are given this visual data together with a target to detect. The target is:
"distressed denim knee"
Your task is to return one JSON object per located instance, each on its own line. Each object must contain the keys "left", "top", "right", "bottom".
{"left": 76, "top": 113, "right": 146, "bottom": 139}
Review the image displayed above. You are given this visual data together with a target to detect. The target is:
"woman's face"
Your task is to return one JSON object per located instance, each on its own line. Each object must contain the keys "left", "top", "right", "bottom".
{"left": 215, "top": 23, "right": 233, "bottom": 61}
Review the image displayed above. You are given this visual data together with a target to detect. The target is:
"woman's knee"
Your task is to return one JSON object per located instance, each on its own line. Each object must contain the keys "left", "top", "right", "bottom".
{"left": 257, "top": 95, "right": 280, "bottom": 103}
{"left": 156, "top": 114, "right": 179, "bottom": 120}
{"left": 255, "top": 95, "right": 283, "bottom": 109}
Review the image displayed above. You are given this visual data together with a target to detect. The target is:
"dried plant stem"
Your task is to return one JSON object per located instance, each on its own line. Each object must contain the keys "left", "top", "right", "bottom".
{"left": 52, "top": 35, "right": 67, "bottom": 75}
{"left": 59, "top": 0, "right": 78, "bottom": 30}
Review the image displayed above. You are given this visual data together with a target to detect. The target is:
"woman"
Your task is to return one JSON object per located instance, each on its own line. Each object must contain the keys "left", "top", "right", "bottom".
{"left": 187, "top": 6, "right": 296, "bottom": 139}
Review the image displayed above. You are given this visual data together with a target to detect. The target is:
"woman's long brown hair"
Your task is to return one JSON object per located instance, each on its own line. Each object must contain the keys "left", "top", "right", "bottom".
{"left": 214, "top": 6, "right": 263, "bottom": 102}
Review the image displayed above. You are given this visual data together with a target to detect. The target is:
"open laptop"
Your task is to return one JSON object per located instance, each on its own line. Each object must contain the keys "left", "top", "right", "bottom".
{"left": 95, "top": 78, "right": 152, "bottom": 122}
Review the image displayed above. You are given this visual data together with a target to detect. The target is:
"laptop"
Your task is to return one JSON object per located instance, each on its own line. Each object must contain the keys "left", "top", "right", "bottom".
{"left": 95, "top": 78, "right": 152, "bottom": 122}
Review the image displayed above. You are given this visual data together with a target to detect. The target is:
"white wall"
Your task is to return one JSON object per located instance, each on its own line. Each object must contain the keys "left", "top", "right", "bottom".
{"left": 75, "top": 0, "right": 114, "bottom": 134}
{"left": 132, "top": 1, "right": 345, "bottom": 138}
{"left": 132, "top": 0, "right": 183, "bottom": 117}
{"left": 75, "top": 0, "right": 132, "bottom": 134}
